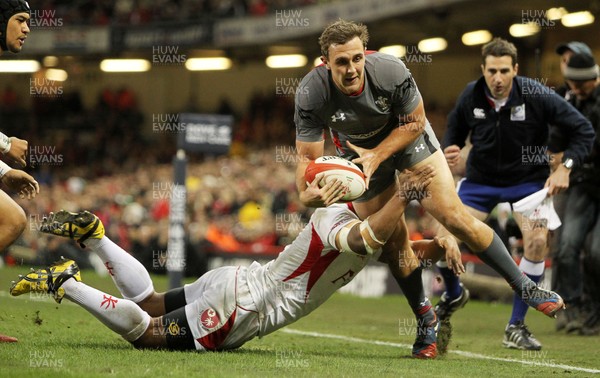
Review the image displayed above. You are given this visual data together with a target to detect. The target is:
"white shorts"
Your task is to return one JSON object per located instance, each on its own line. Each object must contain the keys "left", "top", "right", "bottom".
{"left": 183, "top": 266, "right": 260, "bottom": 351}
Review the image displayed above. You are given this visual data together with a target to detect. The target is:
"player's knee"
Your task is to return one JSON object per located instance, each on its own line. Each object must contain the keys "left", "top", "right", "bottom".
{"left": 131, "top": 321, "right": 164, "bottom": 350}
{"left": 437, "top": 210, "right": 473, "bottom": 241}
{"left": 137, "top": 292, "right": 164, "bottom": 316}
{"left": 14, "top": 208, "right": 27, "bottom": 234}
{"left": 524, "top": 232, "right": 547, "bottom": 257}
{"left": 0, "top": 204, "right": 27, "bottom": 241}
{"left": 131, "top": 328, "right": 153, "bottom": 349}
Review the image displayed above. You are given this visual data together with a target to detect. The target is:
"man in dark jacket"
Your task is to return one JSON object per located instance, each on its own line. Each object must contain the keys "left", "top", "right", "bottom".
{"left": 554, "top": 52, "right": 600, "bottom": 336}
{"left": 549, "top": 41, "right": 593, "bottom": 333}
{"left": 438, "top": 38, "right": 595, "bottom": 350}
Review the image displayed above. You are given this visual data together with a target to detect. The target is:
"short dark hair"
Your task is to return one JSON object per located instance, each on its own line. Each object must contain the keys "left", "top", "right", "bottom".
{"left": 481, "top": 37, "right": 518, "bottom": 66}
{"left": 319, "top": 19, "right": 369, "bottom": 58}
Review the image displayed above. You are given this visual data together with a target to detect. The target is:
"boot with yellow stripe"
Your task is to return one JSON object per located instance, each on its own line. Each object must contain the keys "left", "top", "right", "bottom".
{"left": 10, "top": 257, "right": 81, "bottom": 303}
{"left": 40, "top": 210, "right": 105, "bottom": 247}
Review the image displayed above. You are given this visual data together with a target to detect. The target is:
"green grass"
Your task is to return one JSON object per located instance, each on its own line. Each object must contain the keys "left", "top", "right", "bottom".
{"left": 1, "top": 266, "right": 599, "bottom": 377}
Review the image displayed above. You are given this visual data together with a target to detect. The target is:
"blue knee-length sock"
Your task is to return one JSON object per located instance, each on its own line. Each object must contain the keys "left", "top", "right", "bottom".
{"left": 436, "top": 260, "right": 462, "bottom": 299}
{"left": 509, "top": 258, "right": 545, "bottom": 325}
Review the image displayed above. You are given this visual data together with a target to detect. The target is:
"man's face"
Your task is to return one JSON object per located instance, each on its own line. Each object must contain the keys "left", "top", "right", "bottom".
{"left": 481, "top": 55, "right": 518, "bottom": 99}
{"left": 322, "top": 36, "right": 365, "bottom": 95}
{"left": 5, "top": 12, "right": 30, "bottom": 53}
{"left": 566, "top": 78, "right": 598, "bottom": 100}
{"left": 560, "top": 50, "right": 574, "bottom": 75}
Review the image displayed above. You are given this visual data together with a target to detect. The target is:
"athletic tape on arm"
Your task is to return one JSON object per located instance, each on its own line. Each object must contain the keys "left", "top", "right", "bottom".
{"left": 0, "top": 160, "right": 12, "bottom": 178}
{"left": 0, "top": 133, "right": 12, "bottom": 154}
{"left": 359, "top": 218, "right": 385, "bottom": 256}
{"left": 335, "top": 219, "right": 362, "bottom": 255}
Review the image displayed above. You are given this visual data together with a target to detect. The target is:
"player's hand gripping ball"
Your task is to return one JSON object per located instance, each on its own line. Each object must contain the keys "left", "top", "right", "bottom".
{"left": 305, "top": 156, "right": 366, "bottom": 202}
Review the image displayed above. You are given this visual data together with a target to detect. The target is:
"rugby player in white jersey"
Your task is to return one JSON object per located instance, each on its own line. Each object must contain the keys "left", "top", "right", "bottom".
{"left": 0, "top": 0, "right": 39, "bottom": 343}
{"left": 10, "top": 166, "right": 461, "bottom": 358}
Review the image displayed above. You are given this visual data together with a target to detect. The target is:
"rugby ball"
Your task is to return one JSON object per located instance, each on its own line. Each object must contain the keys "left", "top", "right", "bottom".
{"left": 305, "top": 156, "right": 366, "bottom": 202}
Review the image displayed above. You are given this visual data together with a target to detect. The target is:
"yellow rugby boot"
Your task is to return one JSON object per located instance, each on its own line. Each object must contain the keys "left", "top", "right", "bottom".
{"left": 40, "top": 210, "right": 105, "bottom": 247}
{"left": 10, "top": 257, "right": 81, "bottom": 303}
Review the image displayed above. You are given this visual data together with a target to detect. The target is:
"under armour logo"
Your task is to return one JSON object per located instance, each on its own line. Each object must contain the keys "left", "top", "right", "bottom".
{"left": 331, "top": 111, "right": 346, "bottom": 123}
{"left": 100, "top": 294, "right": 118, "bottom": 309}
{"left": 415, "top": 143, "right": 425, "bottom": 152}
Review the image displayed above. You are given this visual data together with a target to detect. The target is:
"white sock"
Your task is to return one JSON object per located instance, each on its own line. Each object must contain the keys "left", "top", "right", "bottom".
{"left": 519, "top": 257, "right": 545, "bottom": 276}
{"left": 63, "top": 278, "right": 151, "bottom": 342}
{"left": 85, "top": 237, "right": 154, "bottom": 303}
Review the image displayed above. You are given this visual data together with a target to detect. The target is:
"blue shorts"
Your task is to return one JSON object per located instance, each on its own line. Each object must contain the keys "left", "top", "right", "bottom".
{"left": 456, "top": 179, "right": 545, "bottom": 213}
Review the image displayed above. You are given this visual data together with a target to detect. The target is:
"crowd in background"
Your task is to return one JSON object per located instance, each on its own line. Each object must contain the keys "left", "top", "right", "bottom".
{"left": 10, "top": 150, "right": 305, "bottom": 276}
{"left": 35, "top": 0, "right": 338, "bottom": 25}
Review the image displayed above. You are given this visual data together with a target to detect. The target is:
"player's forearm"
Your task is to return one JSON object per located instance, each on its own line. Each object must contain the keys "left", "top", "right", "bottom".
{"left": 295, "top": 140, "right": 325, "bottom": 204}
{"left": 374, "top": 125, "right": 423, "bottom": 161}
{"left": 341, "top": 193, "right": 406, "bottom": 257}
{"left": 374, "top": 102, "right": 426, "bottom": 161}
{"left": 295, "top": 161, "right": 310, "bottom": 193}
{"left": 365, "top": 192, "right": 406, "bottom": 242}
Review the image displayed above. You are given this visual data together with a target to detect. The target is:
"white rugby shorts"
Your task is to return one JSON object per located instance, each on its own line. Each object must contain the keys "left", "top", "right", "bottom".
{"left": 183, "top": 266, "right": 260, "bottom": 351}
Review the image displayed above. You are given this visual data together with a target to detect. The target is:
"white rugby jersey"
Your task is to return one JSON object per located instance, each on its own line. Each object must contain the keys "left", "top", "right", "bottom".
{"left": 245, "top": 203, "right": 381, "bottom": 337}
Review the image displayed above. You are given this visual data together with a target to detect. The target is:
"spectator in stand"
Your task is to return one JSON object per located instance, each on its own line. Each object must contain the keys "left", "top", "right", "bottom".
{"left": 555, "top": 42, "right": 593, "bottom": 98}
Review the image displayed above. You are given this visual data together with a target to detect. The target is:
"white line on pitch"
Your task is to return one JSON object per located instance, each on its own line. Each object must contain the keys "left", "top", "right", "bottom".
{"left": 281, "top": 328, "right": 600, "bottom": 374}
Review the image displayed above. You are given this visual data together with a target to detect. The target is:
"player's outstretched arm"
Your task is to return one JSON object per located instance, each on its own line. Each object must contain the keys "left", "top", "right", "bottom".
{"left": 336, "top": 165, "right": 435, "bottom": 256}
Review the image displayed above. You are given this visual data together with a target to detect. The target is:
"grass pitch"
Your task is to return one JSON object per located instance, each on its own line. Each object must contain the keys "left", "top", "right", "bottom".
{"left": 1, "top": 266, "right": 599, "bottom": 378}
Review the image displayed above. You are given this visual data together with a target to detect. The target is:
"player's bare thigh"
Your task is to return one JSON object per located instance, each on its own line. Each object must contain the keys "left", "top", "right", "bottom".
{"left": 411, "top": 150, "right": 494, "bottom": 250}
{"left": 0, "top": 190, "right": 27, "bottom": 245}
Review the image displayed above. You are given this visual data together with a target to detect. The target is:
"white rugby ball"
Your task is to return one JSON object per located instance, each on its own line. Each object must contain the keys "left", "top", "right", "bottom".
{"left": 305, "top": 156, "right": 366, "bottom": 202}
